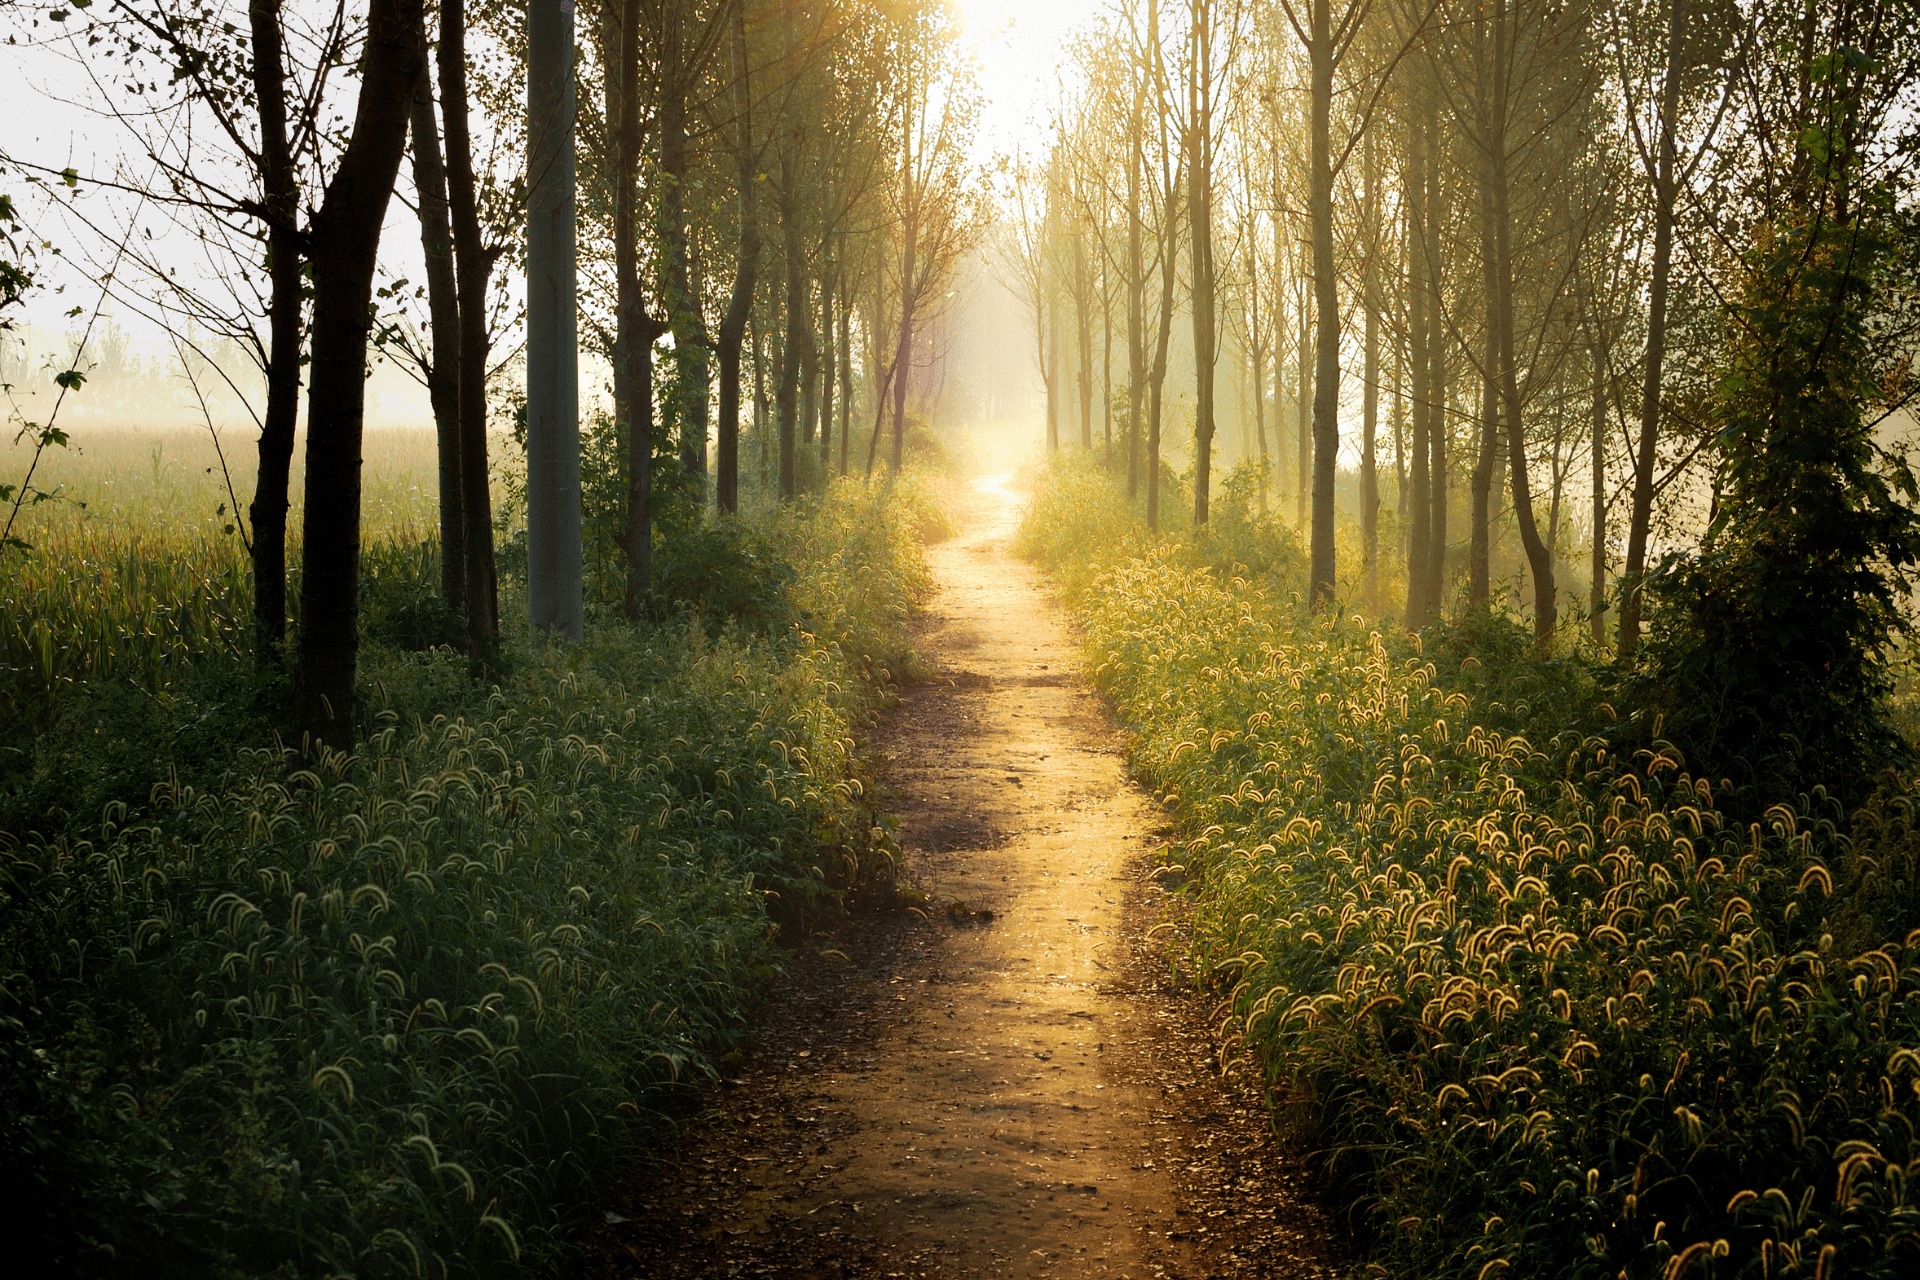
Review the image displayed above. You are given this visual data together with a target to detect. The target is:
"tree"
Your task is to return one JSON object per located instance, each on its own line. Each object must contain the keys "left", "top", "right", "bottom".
{"left": 295, "top": 0, "right": 428, "bottom": 748}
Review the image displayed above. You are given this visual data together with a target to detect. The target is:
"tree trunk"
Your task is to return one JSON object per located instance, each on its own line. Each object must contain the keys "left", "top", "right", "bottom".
{"left": 1423, "top": 129, "right": 1450, "bottom": 621}
{"left": 715, "top": 2, "right": 757, "bottom": 515}
{"left": 1042, "top": 304, "right": 1058, "bottom": 452}
{"left": 659, "top": 1, "right": 710, "bottom": 485}
{"left": 441, "top": 0, "right": 497, "bottom": 660}
{"left": 778, "top": 148, "right": 804, "bottom": 498}
{"left": 1404, "top": 121, "right": 1433, "bottom": 628}
{"left": 838, "top": 283, "right": 853, "bottom": 476}
{"left": 1295, "top": 266, "right": 1311, "bottom": 531}
{"left": 1126, "top": 85, "right": 1145, "bottom": 500}
{"left": 247, "top": 0, "right": 302, "bottom": 662}
{"left": 1306, "top": 0, "right": 1339, "bottom": 606}
{"left": 408, "top": 74, "right": 466, "bottom": 616}
{"left": 526, "top": 0, "right": 582, "bottom": 639}
{"left": 1590, "top": 342, "right": 1608, "bottom": 648}
{"left": 1075, "top": 229, "right": 1094, "bottom": 450}
{"left": 294, "top": 0, "right": 425, "bottom": 750}
{"left": 1470, "top": 163, "right": 1500, "bottom": 607}
{"left": 1252, "top": 286, "right": 1270, "bottom": 513}
{"left": 1490, "top": 0, "right": 1555, "bottom": 642}
{"left": 1620, "top": 0, "right": 1686, "bottom": 656}
{"left": 1101, "top": 250, "right": 1114, "bottom": 461}
{"left": 1188, "top": 6, "right": 1217, "bottom": 528}
{"left": 819, "top": 267, "right": 835, "bottom": 476}
{"left": 1147, "top": 184, "right": 1178, "bottom": 533}
{"left": 609, "top": 0, "right": 660, "bottom": 616}
{"left": 1361, "top": 129, "right": 1380, "bottom": 607}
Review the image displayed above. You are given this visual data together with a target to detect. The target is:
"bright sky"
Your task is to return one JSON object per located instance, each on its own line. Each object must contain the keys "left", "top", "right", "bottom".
{"left": 0, "top": 2, "right": 1105, "bottom": 360}
{"left": 955, "top": 0, "right": 1104, "bottom": 163}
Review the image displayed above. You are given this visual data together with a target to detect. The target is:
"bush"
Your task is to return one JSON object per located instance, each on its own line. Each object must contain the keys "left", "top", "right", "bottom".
{"left": 1626, "top": 207, "right": 1920, "bottom": 804}
{"left": 0, "top": 485, "right": 931, "bottom": 1277}
{"left": 1023, "top": 461, "right": 1920, "bottom": 1280}
{"left": 651, "top": 518, "right": 796, "bottom": 637}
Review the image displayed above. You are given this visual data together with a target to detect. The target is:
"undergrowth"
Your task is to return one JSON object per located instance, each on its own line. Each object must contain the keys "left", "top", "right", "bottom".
{"left": 0, "top": 479, "right": 931, "bottom": 1276}
{"left": 1022, "top": 456, "right": 1920, "bottom": 1280}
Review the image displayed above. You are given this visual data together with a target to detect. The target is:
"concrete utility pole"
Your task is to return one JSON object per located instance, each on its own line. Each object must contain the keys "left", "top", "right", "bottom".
{"left": 526, "top": 0, "right": 583, "bottom": 641}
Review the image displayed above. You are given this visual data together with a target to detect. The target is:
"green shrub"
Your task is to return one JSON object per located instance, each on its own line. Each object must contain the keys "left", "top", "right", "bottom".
{"left": 0, "top": 483, "right": 931, "bottom": 1277}
{"left": 651, "top": 518, "right": 796, "bottom": 637}
{"left": 1023, "top": 462, "right": 1920, "bottom": 1280}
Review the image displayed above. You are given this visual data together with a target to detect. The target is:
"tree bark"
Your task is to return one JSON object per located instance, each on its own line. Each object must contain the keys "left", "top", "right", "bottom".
{"left": 441, "top": 0, "right": 497, "bottom": 659}
{"left": 715, "top": 2, "right": 757, "bottom": 515}
{"left": 778, "top": 147, "right": 805, "bottom": 498}
{"left": 1490, "top": 0, "right": 1556, "bottom": 642}
{"left": 1187, "top": 1, "right": 1217, "bottom": 527}
{"left": 838, "top": 280, "right": 853, "bottom": 476}
{"left": 1470, "top": 161, "right": 1500, "bottom": 607}
{"left": 1251, "top": 274, "right": 1270, "bottom": 512}
{"left": 1075, "top": 227, "right": 1094, "bottom": 450}
{"left": 1619, "top": 0, "right": 1686, "bottom": 656}
{"left": 1295, "top": 264, "right": 1311, "bottom": 531}
{"left": 1146, "top": 181, "right": 1179, "bottom": 533}
{"left": 408, "top": 73, "right": 466, "bottom": 616}
{"left": 247, "top": 0, "right": 302, "bottom": 662}
{"left": 1361, "top": 129, "right": 1380, "bottom": 606}
{"left": 526, "top": 0, "right": 582, "bottom": 639}
{"left": 819, "top": 265, "right": 835, "bottom": 474}
{"left": 1423, "top": 126, "right": 1450, "bottom": 621}
{"left": 294, "top": 0, "right": 425, "bottom": 750}
{"left": 1590, "top": 342, "right": 1608, "bottom": 648}
{"left": 610, "top": 0, "right": 662, "bottom": 616}
{"left": 1306, "top": 0, "right": 1339, "bottom": 605}
{"left": 1126, "top": 75, "right": 1145, "bottom": 500}
{"left": 1404, "top": 119, "right": 1434, "bottom": 629}
{"left": 891, "top": 85, "right": 916, "bottom": 474}
{"left": 659, "top": 0, "right": 710, "bottom": 483}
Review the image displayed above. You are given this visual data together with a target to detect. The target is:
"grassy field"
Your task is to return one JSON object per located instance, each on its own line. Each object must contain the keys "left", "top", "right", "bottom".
{"left": 1021, "top": 456, "right": 1920, "bottom": 1280}
{"left": 0, "top": 428, "right": 936, "bottom": 1277}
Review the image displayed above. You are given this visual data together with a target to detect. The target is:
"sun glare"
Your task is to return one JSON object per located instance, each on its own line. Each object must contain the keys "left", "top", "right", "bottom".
{"left": 953, "top": 0, "right": 1103, "bottom": 162}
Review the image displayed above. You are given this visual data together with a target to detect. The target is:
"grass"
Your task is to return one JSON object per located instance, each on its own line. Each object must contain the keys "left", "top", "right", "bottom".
{"left": 0, "top": 427, "right": 937, "bottom": 1277}
{"left": 1020, "top": 455, "right": 1920, "bottom": 1280}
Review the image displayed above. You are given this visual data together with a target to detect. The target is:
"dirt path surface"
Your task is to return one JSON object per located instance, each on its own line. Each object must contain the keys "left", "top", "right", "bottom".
{"left": 594, "top": 477, "right": 1341, "bottom": 1278}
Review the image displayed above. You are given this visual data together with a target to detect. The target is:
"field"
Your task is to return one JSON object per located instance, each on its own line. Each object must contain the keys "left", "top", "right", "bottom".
{"left": 1020, "top": 457, "right": 1920, "bottom": 1280}
{"left": 0, "top": 427, "right": 936, "bottom": 1276}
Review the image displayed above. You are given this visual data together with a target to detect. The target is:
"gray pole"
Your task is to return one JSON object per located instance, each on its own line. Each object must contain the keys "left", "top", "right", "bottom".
{"left": 526, "top": 0, "right": 583, "bottom": 641}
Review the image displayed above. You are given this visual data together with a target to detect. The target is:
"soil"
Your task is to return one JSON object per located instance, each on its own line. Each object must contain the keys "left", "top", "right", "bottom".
{"left": 591, "top": 476, "right": 1344, "bottom": 1278}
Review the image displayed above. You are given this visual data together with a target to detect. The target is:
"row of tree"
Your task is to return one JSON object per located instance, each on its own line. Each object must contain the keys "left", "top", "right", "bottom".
{"left": 14, "top": 0, "right": 983, "bottom": 750}
{"left": 1010, "top": 0, "right": 1918, "bottom": 649}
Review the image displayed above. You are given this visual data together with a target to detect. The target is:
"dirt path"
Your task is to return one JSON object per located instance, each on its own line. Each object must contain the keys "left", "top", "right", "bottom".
{"left": 594, "top": 476, "right": 1341, "bottom": 1278}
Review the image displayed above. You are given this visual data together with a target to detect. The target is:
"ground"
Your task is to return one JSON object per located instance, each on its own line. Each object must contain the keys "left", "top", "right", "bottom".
{"left": 592, "top": 476, "right": 1343, "bottom": 1278}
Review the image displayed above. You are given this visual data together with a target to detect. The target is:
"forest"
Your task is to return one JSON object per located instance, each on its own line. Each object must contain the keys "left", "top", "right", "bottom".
{"left": 1, "top": 0, "right": 1918, "bottom": 1277}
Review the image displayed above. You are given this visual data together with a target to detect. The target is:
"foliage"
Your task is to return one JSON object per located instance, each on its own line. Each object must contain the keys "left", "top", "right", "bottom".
{"left": 0, "top": 191, "right": 29, "bottom": 326}
{"left": 1629, "top": 201, "right": 1920, "bottom": 802}
{"left": 0, "top": 475, "right": 932, "bottom": 1277}
{"left": 1024, "top": 461, "right": 1920, "bottom": 1280}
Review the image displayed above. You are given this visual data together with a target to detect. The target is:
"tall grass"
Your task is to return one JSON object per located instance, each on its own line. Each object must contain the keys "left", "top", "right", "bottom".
{"left": 0, "top": 428, "right": 446, "bottom": 726}
{"left": 1, "top": 459, "right": 933, "bottom": 1276}
{"left": 1023, "top": 458, "right": 1920, "bottom": 1280}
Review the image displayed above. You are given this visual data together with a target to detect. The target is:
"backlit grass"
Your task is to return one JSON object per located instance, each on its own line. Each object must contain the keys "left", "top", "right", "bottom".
{"left": 1022, "top": 456, "right": 1920, "bottom": 1280}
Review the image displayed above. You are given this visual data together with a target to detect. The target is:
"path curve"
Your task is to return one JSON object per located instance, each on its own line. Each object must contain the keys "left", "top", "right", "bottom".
{"left": 595, "top": 475, "right": 1340, "bottom": 1278}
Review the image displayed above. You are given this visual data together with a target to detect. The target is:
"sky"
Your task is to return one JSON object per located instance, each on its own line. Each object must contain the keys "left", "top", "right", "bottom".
{"left": 0, "top": 1, "right": 1104, "bottom": 433}
{"left": 953, "top": 0, "right": 1104, "bottom": 164}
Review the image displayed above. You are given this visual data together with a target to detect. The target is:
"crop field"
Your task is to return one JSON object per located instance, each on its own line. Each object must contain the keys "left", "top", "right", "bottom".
{"left": 0, "top": 429, "right": 934, "bottom": 1276}
{"left": 1021, "top": 458, "right": 1920, "bottom": 1280}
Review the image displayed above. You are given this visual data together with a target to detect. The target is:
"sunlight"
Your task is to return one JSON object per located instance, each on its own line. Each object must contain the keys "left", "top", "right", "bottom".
{"left": 953, "top": 0, "right": 1103, "bottom": 161}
